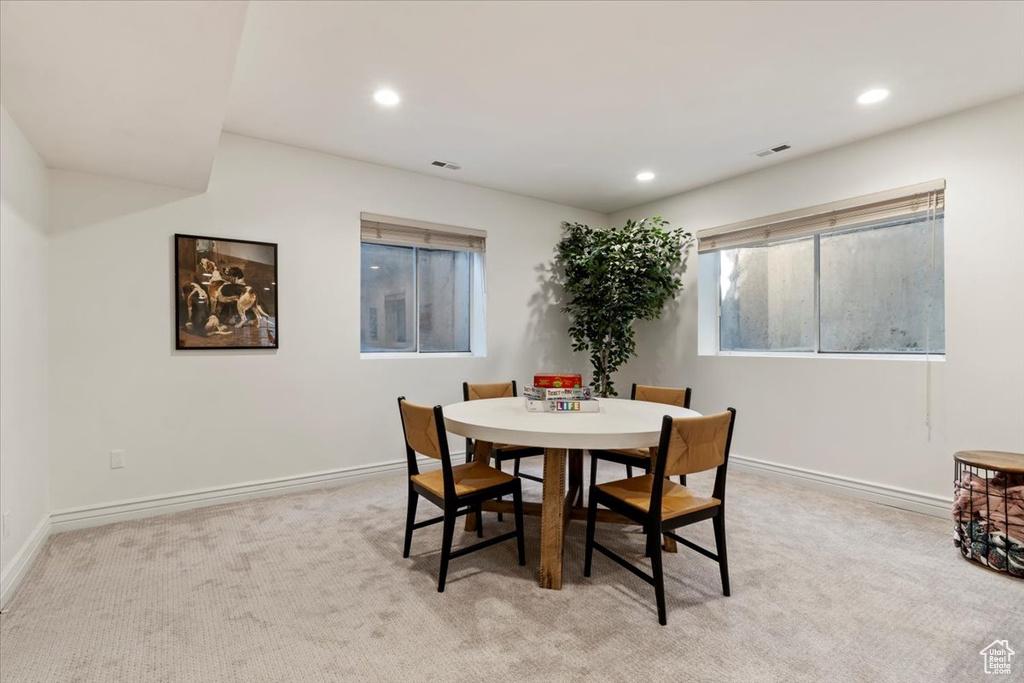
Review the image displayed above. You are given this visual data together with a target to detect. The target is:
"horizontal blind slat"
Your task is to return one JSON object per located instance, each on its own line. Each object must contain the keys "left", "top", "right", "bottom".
{"left": 697, "top": 181, "right": 945, "bottom": 253}
{"left": 360, "top": 214, "right": 486, "bottom": 252}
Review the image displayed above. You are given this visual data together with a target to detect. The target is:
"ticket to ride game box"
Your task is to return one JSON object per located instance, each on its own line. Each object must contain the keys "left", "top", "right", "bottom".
{"left": 523, "top": 386, "right": 594, "bottom": 401}
{"left": 532, "top": 373, "right": 583, "bottom": 389}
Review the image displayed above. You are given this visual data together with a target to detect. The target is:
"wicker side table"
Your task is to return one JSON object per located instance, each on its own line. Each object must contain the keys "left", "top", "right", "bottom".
{"left": 953, "top": 450, "right": 1024, "bottom": 577}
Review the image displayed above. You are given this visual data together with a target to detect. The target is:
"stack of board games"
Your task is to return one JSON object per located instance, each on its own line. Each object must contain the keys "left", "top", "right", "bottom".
{"left": 523, "top": 385, "right": 599, "bottom": 413}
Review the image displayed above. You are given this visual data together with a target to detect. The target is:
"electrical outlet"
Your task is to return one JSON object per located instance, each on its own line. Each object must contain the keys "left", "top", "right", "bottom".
{"left": 1, "top": 511, "right": 10, "bottom": 540}
{"left": 110, "top": 449, "right": 125, "bottom": 469}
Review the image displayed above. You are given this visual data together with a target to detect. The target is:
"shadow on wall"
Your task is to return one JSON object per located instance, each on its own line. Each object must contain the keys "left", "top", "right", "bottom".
{"left": 630, "top": 244, "right": 695, "bottom": 389}
{"left": 631, "top": 296, "right": 687, "bottom": 385}
{"left": 525, "top": 258, "right": 581, "bottom": 375}
{"left": 48, "top": 169, "right": 199, "bottom": 234}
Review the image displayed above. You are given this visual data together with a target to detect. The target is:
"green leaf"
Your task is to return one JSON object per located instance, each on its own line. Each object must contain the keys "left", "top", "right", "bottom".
{"left": 552, "top": 217, "right": 693, "bottom": 397}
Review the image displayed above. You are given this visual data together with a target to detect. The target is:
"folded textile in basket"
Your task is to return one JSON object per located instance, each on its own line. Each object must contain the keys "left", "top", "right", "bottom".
{"left": 953, "top": 473, "right": 1024, "bottom": 520}
{"left": 954, "top": 520, "right": 1024, "bottom": 577}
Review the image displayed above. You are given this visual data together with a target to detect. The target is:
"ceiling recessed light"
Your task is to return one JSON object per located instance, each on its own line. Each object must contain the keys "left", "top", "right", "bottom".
{"left": 636, "top": 171, "right": 655, "bottom": 182}
{"left": 857, "top": 88, "right": 890, "bottom": 105}
{"left": 370, "top": 265, "right": 380, "bottom": 270}
{"left": 373, "top": 89, "right": 400, "bottom": 106}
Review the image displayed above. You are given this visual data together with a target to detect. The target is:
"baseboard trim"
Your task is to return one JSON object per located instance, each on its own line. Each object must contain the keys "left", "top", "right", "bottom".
{"left": 8, "top": 454, "right": 455, "bottom": 608}
{"left": 0, "top": 515, "right": 52, "bottom": 610}
{"left": 7, "top": 451, "right": 947, "bottom": 608}
{"left": 730, "top": 454, "right": 951, "bottom": 518}
{"left": 49, "top": 454, "right": 446, "bottom": 535}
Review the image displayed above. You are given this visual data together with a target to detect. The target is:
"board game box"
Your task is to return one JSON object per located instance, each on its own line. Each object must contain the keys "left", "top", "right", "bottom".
{"left": 523, "top": 386, "right": 594, "bottom": 401}
{"left": 533, "top": 373, "right": 583, "bottom": 389}
{"left": 524, "top": 398, "right": 600, "bottom": 413}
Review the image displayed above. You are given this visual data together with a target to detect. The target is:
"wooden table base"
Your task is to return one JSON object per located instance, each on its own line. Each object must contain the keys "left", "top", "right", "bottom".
{"left": 466, "top": 442, "right": 674, "bottom": 590}
{"left": 539, "top": 448, "right": 568, "bottom": 588}
{"left": 479, "top": 500, "right": 631, "bottom": 524}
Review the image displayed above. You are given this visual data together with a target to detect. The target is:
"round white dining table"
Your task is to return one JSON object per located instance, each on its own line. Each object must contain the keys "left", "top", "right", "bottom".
{"left": 442, "top": 396, "right": 701, "bottom": 589}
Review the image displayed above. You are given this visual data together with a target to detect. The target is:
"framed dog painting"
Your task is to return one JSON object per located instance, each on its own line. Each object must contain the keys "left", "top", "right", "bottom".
{"left": 174, "top": 234, "right": 278, "bottom": 349}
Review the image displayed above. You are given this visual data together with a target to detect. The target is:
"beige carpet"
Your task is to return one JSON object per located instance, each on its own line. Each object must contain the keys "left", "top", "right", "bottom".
{"left": 0, "top": 461, "right": 1018, "bottom": 683}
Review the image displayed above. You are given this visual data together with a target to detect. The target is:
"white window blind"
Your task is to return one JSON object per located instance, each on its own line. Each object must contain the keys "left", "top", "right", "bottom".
{"left": 697, "top": 180, "right": 945, "bottom": 253}
{"left": 360, "top": 212, "right": 486, "bottom": 252}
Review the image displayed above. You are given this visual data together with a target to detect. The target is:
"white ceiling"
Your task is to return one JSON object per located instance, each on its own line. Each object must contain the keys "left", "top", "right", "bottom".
{"left": 224, "top": 1, "right": 1024, "bottom": 213}
{"left": 2, "top": 1, "right": 1022, "bottom": 211}
{"left": 0, "top": 0, "right": 247, "bottom": 191}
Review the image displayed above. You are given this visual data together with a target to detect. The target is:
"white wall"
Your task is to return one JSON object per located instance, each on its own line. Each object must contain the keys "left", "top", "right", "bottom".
{"left": 47, "top": 133, "right": 605, "bottom": 512}
{"left": 0, "top": 107, "right": 50, "bottom": 584}
{"left": 610, "top": 95, "right": 1024, "bottom": 499}
{"left": 28, "top": 95, "right": 1024, "bottom": 517}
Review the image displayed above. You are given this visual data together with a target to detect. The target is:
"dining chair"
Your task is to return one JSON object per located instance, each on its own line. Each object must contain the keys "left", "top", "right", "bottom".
{"left": 584, "top": 408, "right": 737, "bottom": 625}
{"left": 398, "top": 397, "right": 526, "bottom": 592}
{"left": 463, "top": 381, "right": 546, "bottom": 519}
{"left": 588, "top": 383, "right": 693, "bottom": 488}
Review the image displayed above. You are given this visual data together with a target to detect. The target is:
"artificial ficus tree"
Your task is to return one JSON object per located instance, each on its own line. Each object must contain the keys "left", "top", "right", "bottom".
{"left": 554, "top": 217, "right": 693, "bottom": 397}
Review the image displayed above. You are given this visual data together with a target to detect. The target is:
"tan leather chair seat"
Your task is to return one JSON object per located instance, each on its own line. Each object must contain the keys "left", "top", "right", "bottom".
{"left": 586, "top": 409, "right": 736, "bottom": 625}
{"left": 411, "top": 461, "right": 516, "bottom": 499}
{"left": 597, "top": 474, "right": 720, "bottom": 520}
{"left": 398, "top": 396, "right": 527, "bottom": 591}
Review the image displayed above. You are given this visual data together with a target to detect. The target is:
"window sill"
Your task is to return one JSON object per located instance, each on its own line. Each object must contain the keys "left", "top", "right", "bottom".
{"left": 360, "top": 351, "right": 483, "bottom": 360}
{"left": 700, "top": 351, "right": 946, "bottom": 362}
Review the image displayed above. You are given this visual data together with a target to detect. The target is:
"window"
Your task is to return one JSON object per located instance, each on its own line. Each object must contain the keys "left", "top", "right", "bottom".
{"left": 360, "top": 213, "right": 484, "bottom": 354}
{"left": 819, "top": 217, "right": 944, "bottom": 353}
{"left": 417, "top": 249, "right": 471, "bottom": 351}
{"left": 701, "top": 181, "right": 945, "bottom": 356}
{"left": 720, "top": 237, "right": 815, "bottom": 352}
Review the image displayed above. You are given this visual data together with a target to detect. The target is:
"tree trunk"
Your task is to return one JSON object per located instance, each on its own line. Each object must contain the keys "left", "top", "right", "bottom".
{"left": 599, "top": 346, "right": 610, "bottom": 397}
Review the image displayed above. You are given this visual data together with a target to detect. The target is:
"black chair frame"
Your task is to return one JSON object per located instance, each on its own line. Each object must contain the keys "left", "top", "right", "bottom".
{"left": 463, "top": 380, "right": 545, "bottom": 523}
{"left": 463, "top": 380, "right": 545, "bottom": 481}
{"left": 584, "top": 408, "right": 736, "bottom": 625}
{"left": 588, "top": 383, "right": 693, "bottom": 485}
{"left": 398, "top": 397, "right": 527, "bottom": 592}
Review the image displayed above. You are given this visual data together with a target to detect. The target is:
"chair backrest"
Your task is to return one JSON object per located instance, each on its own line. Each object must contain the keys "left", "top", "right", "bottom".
{"left": 463, "top": 381, "right": 518, "bottom": 401}
{"left": 632, "top": 383, "right": 692, "bottom": 409}
{"left": 397, "top": 397, "right": 456, "bottom": 498}
{"left": 651, "top": 409, "right": 737, "bottom": 518}
{"left": 461, "top": 381, "right": 518, "bottom": 460}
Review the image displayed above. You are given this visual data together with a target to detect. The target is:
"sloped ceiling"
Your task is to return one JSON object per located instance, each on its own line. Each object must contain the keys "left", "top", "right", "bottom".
{"left": 2, "top": 1, "right": 1022, "bottom": 211}
{"left": 0, "top": 0, "right": 248, "bottom": 191}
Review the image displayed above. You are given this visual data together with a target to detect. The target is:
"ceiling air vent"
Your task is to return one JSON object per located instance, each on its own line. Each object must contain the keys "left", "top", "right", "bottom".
{"left": 753, "top": 143, "right": 792, "bottom": 158}
{"left": 430, "top": 160, "right": 462, "bottom": 170}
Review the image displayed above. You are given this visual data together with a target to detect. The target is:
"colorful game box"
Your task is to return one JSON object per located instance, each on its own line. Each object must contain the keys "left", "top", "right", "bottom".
{"left": 533, "top": 373, "right": 583, "bottom": 389}
{"left": 524, "top": 399, "right": 600, "bottom": 413}
{"left": 523, "top": 386, "right": 594, "bottom": 401}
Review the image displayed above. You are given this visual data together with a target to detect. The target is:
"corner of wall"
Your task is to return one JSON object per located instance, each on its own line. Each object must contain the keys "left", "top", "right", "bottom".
{"left": 0, "top": 514, "right": 50, "bottom": 610}
{"left": 0, "top": 105, "right": 52, "bottom": 607}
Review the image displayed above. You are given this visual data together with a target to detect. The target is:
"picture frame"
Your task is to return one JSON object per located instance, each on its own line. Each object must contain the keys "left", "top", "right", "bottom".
{"left": 174, "top": 233, "right": 279, "bottom": 350}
